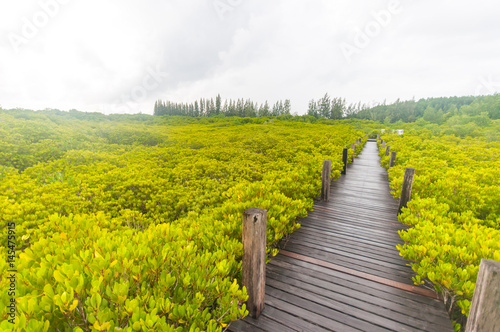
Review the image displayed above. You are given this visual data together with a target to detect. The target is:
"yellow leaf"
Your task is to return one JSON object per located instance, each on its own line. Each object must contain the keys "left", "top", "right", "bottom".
{"left": 53, "top": 270, "right": 64, "bottom": 283}
{"left": 59, "top": 233, "right": 67, "bottom": 240}
{"left": 69, "top": 300, "right": 78, "bottom": 311}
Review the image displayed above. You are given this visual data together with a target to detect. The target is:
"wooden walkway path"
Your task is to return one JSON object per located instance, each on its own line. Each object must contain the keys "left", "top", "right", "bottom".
{"left": 229, "top": 140, "right": 453, "bottom": 332}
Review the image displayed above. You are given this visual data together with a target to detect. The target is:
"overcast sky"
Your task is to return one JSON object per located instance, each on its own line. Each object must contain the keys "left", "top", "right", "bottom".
{"left": 1, "top": 0, "right": 499, "bottom": 115}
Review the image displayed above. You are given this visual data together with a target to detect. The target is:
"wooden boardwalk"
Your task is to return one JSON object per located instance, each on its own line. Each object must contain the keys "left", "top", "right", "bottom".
{"left": 229, "top": 140, "right": 453, "bottom": 332}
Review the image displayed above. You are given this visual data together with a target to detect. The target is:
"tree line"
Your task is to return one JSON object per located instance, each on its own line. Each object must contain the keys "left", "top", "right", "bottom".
{"left": 154, "top": 94, "right": 292, "bottom": 117}
{"left": 348, "top": 94, "right": 500, "bottom": 123}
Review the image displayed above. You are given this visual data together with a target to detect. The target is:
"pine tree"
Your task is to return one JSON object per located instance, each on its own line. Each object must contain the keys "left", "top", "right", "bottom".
{"left": 319, "top": 93, "right": 331, "bottom": 118}
{"left": 215, "top": 94, "right": 222, "bottom": 115}
{"left": 283, "top": 99, "right": 291, "bottom": 115}
{"left": 330, "top": 97, "right": 344, "bottom": 119}
{"left": 194, "top": 100, "right": 199, "bottom": 117}
{"left": 308, "top": 99, "right": 318, "bottom": 118}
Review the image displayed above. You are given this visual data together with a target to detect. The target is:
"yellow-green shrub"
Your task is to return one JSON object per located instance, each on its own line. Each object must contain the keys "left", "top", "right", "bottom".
{"left": 379, "top": 132, "right": 500, "bottom": 330}
{"left": 0, "top": 113, "right": 366, "bottom": 331}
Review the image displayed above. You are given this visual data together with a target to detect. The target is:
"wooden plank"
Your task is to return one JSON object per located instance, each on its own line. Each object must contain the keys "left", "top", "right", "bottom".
{"left": 265, "top": 287, "right": 367, "bottom": 332}
{"left": 280, "top": 250, "right": 440, "bottom": 299}
{"left": 228, "top": 308, "right": 297, "bottom": 332}
{"left": 260, "top": 305, "right": 331, "bottom": 332}
{"left": 286, "top": 235, "right": 410, "bottom": 268}
{"left": 266, "top": 265, "right": 453, "bottom": 330}
{"left": 229, "top": 319, "right": 267, "bottom": 332}
{"left": 299, "top": 217, "right": 406, "bottom": 244}
{"left": 303, "top": 211, "right": 406, "bottom": 232}
{"left": 269, "top": 255, "right": 447, "bottom": 316}
{"left": 266, "top": 272, "right": 445, "bottom": 332}
{"left": 270, "top": 255, "right": 446, "bottom": 308}
{"left": 292, "top": 227, "right": 405, "bottom": 259}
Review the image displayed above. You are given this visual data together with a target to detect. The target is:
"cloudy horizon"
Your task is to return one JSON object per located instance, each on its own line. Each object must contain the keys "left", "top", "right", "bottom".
{"left": 1, "top": 0, "right": 499, "bottom": 115}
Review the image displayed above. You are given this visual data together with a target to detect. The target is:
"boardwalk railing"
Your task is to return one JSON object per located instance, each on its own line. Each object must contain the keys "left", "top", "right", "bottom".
{"left": 465, "top": 259, "right": 500, "bottom": 331}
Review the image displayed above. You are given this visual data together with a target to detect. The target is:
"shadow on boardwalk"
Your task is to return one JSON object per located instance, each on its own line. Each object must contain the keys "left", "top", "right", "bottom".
{"left": 229, "top": 140, "right": 453, "bottom": 332}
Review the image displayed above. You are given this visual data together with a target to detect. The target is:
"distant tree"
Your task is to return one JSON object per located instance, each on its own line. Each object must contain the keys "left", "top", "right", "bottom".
{"left": 222, "top": 100, "right": 228, "bottom": 115}
{"left": 194, "top": 100, "right": 200, "bottom": 117}
{"left": 215, "top": 94, "right": 222, "bottom": 115}
{"left": 319, "top": 93, "right": 331, "bottom": 118}
{"left": 330, "top": 97, "right": 345, "bottom": 119}
{"left": 283, "top": 99, "right": 291, "bottom": 115}
{"left": 199, "top": 98, "right": 205, "bottom": 116}
{"left": 423, "top": 106, "right": 444, "bottom": 124}
{"left": 307, "top": 99, "right": 319, "bottom": 118}
{"left": 258, "top": 101, "right": 270, "bottom": 117}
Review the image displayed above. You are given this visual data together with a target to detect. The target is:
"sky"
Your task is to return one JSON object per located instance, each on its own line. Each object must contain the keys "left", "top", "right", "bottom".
{"left": 1, "top": 0, "right": 499, "bottom": 115}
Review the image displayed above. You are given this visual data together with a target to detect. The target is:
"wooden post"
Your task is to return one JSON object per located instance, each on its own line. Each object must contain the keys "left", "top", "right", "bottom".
{"left": 385, "top": 146, "right": 390, "bottom": 156}
{"left": 389, "top": 152, "right": 397, "bottom": 168}
{"left": 351, "top": 143, "right": 356, "bottom": 155}
{"left": 321, "top": 160, "right": 332, "bottom": 201}
{"left": 377, "top": 134, "right": 380, "bottom": 141}
{"left": 398, "top": 168, "right": 415, "bottom": 214}
{"left": 242, "top": 208, "right": 267, "bottom": 318}
{"left": 466, "top": 259, "right": 500, "bottom": 332}
{"left": 341, "top": 148, "right": 348, "bottom": 175}
{"left": 382, "top": 141, "right": 386, "bottom": 149}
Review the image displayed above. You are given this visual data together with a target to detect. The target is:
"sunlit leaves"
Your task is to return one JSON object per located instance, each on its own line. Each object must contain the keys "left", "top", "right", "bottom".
{"left": 0, "top": 114, "right": 364, "bottom": 331}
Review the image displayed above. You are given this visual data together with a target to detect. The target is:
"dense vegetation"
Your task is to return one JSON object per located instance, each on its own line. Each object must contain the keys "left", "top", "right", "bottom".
{"left": 0, "top": 109, "right": 364, "bottom": 331}
{"left": 154, "top": 94, "right": 500, "bottom": 130}
{"left": 378, "top": 127, "right": 499, "bottom": 331}
{"left": 350, "top": 94, "right": 500, "bottom": 124}
{"left": 2, "top": 94, "right": 498, "bottom": 331}
{"left": 154, "top": 95, "right": 292, "bottom": 117}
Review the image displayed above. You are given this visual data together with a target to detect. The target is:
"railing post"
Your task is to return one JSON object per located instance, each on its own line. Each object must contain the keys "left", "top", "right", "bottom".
{"left": 321, "top": 160, "right": 332, "bottom": 201}
{"left": 341, "top": 148, "right": 348, "bottom": 175}
{"left": 351, "top": 143, "right": 356, "bottom": 158}
{"left": 242, "top": 208, "right": 267, "bottom": 318}
{"left": 385, "top": 146, "right": 390, "bottom": 156}
{"left": 389, "top": 151, "right": 397, "bottom": 168}
{"left": 398, "top": 168, "right": 415, "bottom": 214}
{"left": 382, "top": 141, "right": 386, "bottom": 149}
{"left": 466, "top": 259, "right": 500, "bottom": 332}
{"left": 377, "top": 134, "right": 380, "bottom": 141}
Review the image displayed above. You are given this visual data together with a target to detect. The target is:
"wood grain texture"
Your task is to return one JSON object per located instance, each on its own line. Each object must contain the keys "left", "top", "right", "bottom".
{"left": 398, "top": 167, "right": 415, "bottom": 214}
{"left": 342, "top": 148, "right": 348, "bottom": 175}
{"left": 321, "top": 160, "right": 332, "bottom": 201}
{"left": 389, "top": 151, "right": 397, "bottom": 168}
{"left": 242, "top": 208, "right": 267, "bottom": 318}
{"left": 466, "top": 259, "right": 500, "bottom": 332}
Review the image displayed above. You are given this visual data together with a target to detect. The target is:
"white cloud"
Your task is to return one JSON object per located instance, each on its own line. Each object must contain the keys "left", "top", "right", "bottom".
{"left": 0, "top": 0, "right": 499, "bottom": 114}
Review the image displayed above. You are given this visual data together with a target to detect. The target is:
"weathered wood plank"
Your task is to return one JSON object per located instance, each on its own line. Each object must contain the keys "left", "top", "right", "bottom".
{"left": 398, "top": 167, "right": 415, "bottom": 214}
{"left": 466, "top": 259, "right": 500, "bottom": 332}
{"left": 242, "top": 208, "right": 267, "bottom": 318}
{"left": 321, "top": 160, "right": 332, "bottom": 201}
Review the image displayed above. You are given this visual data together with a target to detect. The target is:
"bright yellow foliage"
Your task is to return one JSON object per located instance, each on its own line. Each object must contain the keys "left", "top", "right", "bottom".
{"left": 0, "top": 112, "right": 364, "bottom": 331}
